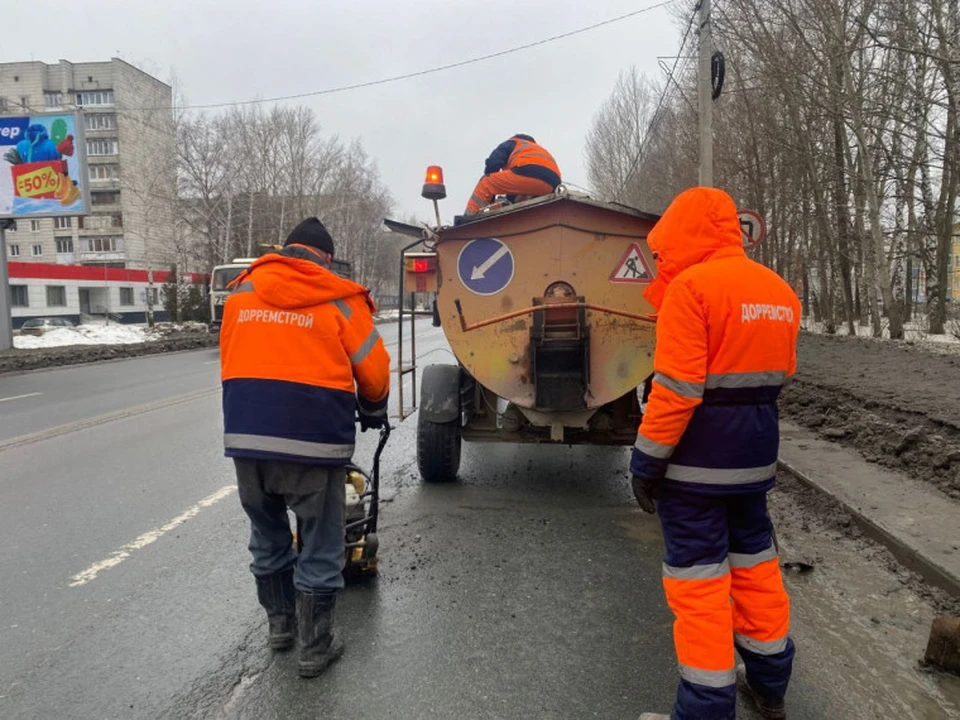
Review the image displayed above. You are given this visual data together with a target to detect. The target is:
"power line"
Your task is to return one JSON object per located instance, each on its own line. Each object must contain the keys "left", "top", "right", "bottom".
{"left": 616, "top": 6, "right": 697, "bottom": 200}
{"left": 659, "top": 53, "right": 698, "bottom": 113}
{"left": 125, "top": 0, "right": 675, "bottom": 112}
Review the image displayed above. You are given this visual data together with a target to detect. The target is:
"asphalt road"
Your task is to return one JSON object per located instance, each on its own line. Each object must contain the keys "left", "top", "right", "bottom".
{"left": 1, "top": 318, "right": 958, "bottom": 719}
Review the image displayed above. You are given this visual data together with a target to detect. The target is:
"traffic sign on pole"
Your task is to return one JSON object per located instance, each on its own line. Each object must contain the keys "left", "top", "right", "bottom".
{"left": 738, "top": 209, "right": 766, "bottom": 250}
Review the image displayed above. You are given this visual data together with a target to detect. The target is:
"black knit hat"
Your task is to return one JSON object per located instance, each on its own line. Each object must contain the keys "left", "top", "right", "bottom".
{"left": 284, "top": 217, "right": 335, "bottom": 257}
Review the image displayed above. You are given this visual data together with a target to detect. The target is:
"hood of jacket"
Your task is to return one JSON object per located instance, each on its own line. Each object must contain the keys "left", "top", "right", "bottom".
{"left": 235, "top": 245, "right": 375, "bottom": 312}
{"left": 643, "top": 186, "right": 746, "bottom": 310}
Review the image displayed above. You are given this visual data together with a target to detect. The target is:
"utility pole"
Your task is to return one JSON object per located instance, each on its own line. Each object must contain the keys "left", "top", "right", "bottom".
{"left": 698, "top": 0, "right": 714, "bottom": 187}
{"left": 0, "top": 220, "right": 14, "bottom": 351}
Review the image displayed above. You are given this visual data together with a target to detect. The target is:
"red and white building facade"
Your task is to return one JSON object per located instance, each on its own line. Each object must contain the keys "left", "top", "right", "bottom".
{"left": 8, "top": 262, "right": 205, "bottom": 328}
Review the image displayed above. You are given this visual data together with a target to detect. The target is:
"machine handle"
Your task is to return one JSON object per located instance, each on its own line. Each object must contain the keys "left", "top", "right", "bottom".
{"left": 454, "top": 299, "right": 657, "bottom": 333}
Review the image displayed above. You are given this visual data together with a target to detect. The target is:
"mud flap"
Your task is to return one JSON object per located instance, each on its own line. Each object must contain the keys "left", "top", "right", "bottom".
{"left": 419, "top": 364, "right": 461, "bottom": 424}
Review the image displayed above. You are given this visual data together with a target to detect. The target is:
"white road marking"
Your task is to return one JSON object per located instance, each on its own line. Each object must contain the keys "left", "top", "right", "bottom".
{"left": 203, "top": 360, "right": 219, "bottom": 365}
{"left": 0, "top": 387, "right": 219, "bottom": 454}
{"left": 0, "top": 392, "right": 41, "bottom": 404}
{"left": 68, "top": 484, "right": 237, "bottom": 587}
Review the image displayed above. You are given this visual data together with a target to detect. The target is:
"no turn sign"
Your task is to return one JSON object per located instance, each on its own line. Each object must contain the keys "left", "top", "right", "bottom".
{"left": 738, "top": 209, "right": 766, "bottom": 249}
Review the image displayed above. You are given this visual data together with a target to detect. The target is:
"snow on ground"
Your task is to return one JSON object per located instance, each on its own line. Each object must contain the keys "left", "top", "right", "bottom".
{"left": 800, "top": 316, "right": 960, "bottom": 344}
{"left": 800, "top": 315, "right": 960, "bottom": 348}
{"left": 14, "top": 324, "right": 151, "bottom": 350}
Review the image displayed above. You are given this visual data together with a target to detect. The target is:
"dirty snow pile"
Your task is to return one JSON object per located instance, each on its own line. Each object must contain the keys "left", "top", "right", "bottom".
{"left": 145, "top": 321, "right": 209, "bottom": 338}
{"left": 374, "top": 309, "right": 401, "bottom": 322}
{"left": 801, "top": 316, "right": 960, "bottom": 349}
{"left": 14, "top": 324, "right": 151, "bottom": 350}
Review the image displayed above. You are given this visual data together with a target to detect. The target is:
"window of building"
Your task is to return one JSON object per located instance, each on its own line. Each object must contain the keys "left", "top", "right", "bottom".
{"left": 46, "top": 285, "right": 67, "bottom": 307}
{"left": 76, "top": 90, "right": 115, "bottom": 107}
{"left": 0, "top": 97, "right": 8, "bottom": 112}
{"left": 86, "top": 139, "right": 118, "bottom": 156}
{"left": 55, "top": 216, "right": 72, "bottom": 230}
{"left": 44, "top": 91, "right": 63, "bottom": 108}
{"left": 32, "top": 244, "right": 43, "bottom": 257}
{"left": 30, "top": 219, "right": 41, "bottom": 232}
{"left": 84, "top": 114, "right": 116, "bottom": 131}
{"left": 120, "top": 287, "right": 134, "bottom": 306}
{"left": 56, "top": 238, "right": 74, "bottom": 254}
{"left": 8, "top": 244, "right": 20, "bottom": 257}
{"left": 11, "top": 285, "right": 28, "bottom": 308}
{"left": 89, "top": 164, "right": 120, "bottom": 181}
{"left": 81, "top": 213, "right": 123, "bottom": 229}
{"left": 80, "top": 236, "right": 123, "bottom": 253}
{"left": 91, "top": 191, "right": 120, "bottom": 205}
{"left": 19, "top": 96, "right": 29, "bottom": 110}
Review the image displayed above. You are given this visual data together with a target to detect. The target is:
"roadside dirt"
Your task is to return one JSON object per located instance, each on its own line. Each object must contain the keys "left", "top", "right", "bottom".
{"left": 0, "top": 332, "right": 218, "bottom": 375}
{"left": 780, "top": 333, "right": 960, "bottom": 500}
{"left": 773, "top": 470, "right": 960, "bottom": 618}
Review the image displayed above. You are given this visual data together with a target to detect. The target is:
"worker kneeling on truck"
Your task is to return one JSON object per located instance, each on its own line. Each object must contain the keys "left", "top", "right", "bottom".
{"left": 465, "top": 133, "right": 561, "bottom": 215}
{"left": 219, "top": 217, "right": 390, "bottom": 678}
{"left": 632, "top": 187, "right": 800, "bottom": 720}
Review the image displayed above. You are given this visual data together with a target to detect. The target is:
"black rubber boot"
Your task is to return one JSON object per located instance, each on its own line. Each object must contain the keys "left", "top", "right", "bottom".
{"left": 296, "top": 591, "right": 344, "bottom": 678}
{"left": 737, "top": 665, "right": 786, "bottom": 720}
{"left": 254, "top": 568, "right": 295, "bottom": 651}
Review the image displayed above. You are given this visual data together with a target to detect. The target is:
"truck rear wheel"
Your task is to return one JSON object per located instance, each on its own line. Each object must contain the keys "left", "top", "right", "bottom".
{"left": 417, "top": 414, "right": 461, "bottom": 483}
{"left": 417, "top": 364, "right": 462, "bottom": 483}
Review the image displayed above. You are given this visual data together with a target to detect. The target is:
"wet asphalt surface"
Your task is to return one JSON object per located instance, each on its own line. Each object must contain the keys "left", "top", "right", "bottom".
{"left": 1, "top": 318, "right": 959, "bottom": 719}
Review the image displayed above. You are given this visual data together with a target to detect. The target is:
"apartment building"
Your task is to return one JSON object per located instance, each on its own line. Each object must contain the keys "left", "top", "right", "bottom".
{"left": 0, "top": 58, "right": 174, "bottom": 270}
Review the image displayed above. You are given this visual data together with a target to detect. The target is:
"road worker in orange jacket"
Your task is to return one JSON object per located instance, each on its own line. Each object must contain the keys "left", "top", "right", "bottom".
{"left": 633, "top": 188, "right": 800, "bottom": 720}
{"left": 220, "top": 217, "right": 390, "bottom": 679}
{"left": 465, "top": 134, "right": 561, "bottom": 215}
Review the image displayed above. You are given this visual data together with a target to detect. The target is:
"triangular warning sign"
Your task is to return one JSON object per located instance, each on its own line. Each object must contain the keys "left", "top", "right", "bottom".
{"left": 609, "top": 242, "right": 653, "bottom": 283}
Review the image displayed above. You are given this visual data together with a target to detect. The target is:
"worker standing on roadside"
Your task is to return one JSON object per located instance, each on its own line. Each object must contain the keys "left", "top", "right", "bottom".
{"left": 632, "top": 188, "right": 800, "bottom": 720}
{"left": 465, "top": 134, "right": 561, "bottom": 215}
{"left": 219, "top": 217, "right": 390, "bottom": 679}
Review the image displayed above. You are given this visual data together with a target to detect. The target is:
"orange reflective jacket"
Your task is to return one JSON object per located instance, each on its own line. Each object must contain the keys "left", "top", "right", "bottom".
{"left": 631, "top": 188, "right": 800, "bottom": 494}
{"left": 220, "top": 245, "right": 390, "bottom": 465}
{"left": 483, "top": 135, "right": 561, "bottom": 189}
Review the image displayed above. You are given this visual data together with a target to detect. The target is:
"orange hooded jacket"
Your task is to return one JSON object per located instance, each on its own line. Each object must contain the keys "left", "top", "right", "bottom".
{"left": 220, "top": 245, "right": 390, "bottom": 465}
{"left": 631, "top": 187, "right": 800, "bottom": 494}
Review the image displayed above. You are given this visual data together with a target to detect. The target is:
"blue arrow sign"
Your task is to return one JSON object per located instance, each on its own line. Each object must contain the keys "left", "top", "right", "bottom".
{"left": 457, "top": 238, "right": 515, "bottom": 296}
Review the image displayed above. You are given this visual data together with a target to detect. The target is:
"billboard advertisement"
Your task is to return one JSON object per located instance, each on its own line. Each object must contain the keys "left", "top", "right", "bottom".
{"left": 0, "top": 113, "right": 89, "bottom": 219}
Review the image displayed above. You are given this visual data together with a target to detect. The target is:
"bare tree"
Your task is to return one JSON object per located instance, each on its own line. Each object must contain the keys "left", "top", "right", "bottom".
{"left": 175, "top": 104, "right": 396, "bottom": 294}
{"left": 585, "top": 0, "right": 958, "bottom": 339}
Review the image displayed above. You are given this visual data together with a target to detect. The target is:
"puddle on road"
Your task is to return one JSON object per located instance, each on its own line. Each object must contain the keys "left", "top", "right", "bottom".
{"left": 769, "top": 481, "right": 960, "bottom": 719}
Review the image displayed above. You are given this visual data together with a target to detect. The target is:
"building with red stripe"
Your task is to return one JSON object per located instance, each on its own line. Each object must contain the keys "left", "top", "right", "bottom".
{"left": 8, "top": 261, "right": 205, "bottom": 328}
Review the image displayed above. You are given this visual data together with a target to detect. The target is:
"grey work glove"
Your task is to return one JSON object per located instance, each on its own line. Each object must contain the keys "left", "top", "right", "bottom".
{"left": 631, "top": 476, "right": 658, "bottom": 514}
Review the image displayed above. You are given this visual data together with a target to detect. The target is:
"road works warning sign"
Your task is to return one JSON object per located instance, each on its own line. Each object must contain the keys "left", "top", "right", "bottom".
{"left": 609, "top": 242, "right": 653, "bottom": 284}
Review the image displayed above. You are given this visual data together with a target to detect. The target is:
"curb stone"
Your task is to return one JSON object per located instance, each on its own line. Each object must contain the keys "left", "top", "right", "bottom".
{"left": 778, "top": 421, "right": 960, "bottom": 599}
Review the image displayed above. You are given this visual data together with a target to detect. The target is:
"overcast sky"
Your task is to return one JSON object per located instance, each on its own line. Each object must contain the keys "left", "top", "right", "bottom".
{"left": 3, "top": 0, "right": 683, "bottom": 222}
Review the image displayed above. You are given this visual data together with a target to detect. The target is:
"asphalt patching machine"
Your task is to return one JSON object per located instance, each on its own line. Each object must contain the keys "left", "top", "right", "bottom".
{"left": 387, "top": 167, "right": 660, "bottom": 483}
